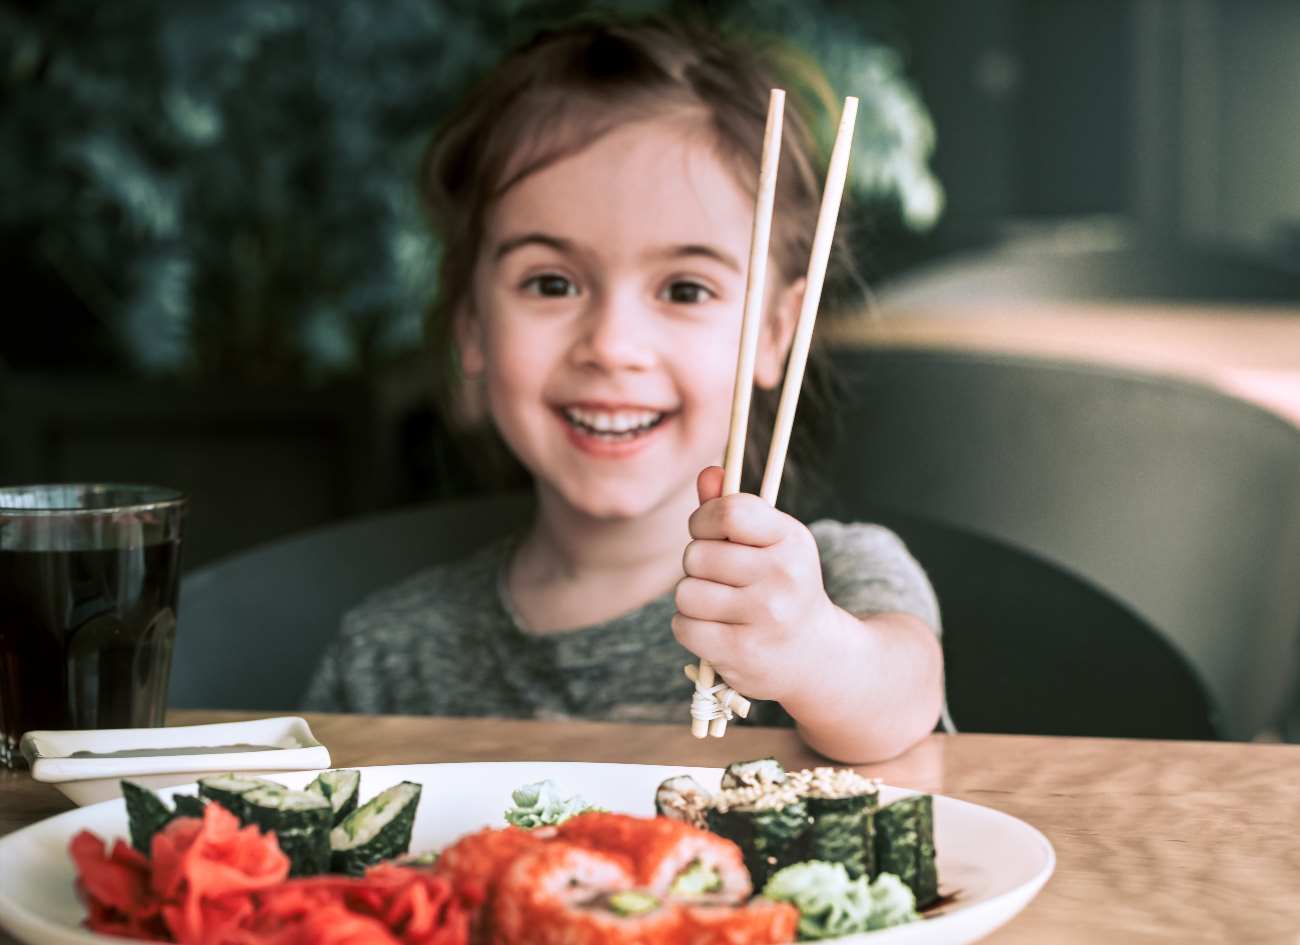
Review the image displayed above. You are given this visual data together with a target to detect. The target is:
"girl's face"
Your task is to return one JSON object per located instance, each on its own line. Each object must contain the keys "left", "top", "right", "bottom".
{"left": 460, "top": 116, "right": 798, "bottom": 522}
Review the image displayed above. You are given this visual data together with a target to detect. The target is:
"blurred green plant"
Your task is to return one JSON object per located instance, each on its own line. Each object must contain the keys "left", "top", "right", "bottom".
{"left": 0, "top": 0, "right": 941, "bottom": 382}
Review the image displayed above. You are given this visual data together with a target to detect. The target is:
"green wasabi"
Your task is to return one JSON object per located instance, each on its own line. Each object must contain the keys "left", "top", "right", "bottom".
{"left": 504, "top": 779, "right": 595, "bottom": 828}
{"left": 762, "top": 861, "right": 920, "bottom": 940}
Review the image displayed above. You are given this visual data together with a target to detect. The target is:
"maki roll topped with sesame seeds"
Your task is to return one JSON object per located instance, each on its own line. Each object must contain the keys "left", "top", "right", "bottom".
{"left": 705, "top": 761, "right": 811, "bottom": 890}
{"left": 800, "top": 767, "right": 880, "bottom": 880}
{"left": 874, "top": 793, "right": 939, "bottom": 908}
{"left": 655, "top": 775, "right": 711, "bottom": 829}
{"left": 655, "top": 757, "right": 938, "bottom": 909}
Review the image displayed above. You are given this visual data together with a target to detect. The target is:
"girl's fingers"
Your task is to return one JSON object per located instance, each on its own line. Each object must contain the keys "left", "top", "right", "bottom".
{"left": 696, "top": 466, "right": 725, "bottom": 505}
{"left": 674, "top": 576, "right": 753, "bottom": 625}
{"left": 671, "top": 612, "right": 738, "bottom": 665}
{"left": 688, "top": 492, "right": 791, "bottom": 547}
{"left": 682, "top": 538, "right": 767, "bottom": 588}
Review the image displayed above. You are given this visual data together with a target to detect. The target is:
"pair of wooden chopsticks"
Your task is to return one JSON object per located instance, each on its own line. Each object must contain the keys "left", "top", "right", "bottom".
{"left": 687, "top": 89, "right": 859, "bottom": 738}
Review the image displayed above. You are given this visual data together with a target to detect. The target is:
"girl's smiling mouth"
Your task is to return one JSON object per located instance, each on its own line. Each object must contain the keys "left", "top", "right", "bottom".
{"left": 556, "top": 403, "right": 676, "bottom": 456}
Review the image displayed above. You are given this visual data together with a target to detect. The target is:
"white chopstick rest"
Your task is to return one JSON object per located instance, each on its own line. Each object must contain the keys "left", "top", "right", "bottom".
{"left": 686, "top": 93, "right": 859, "bottom": 739}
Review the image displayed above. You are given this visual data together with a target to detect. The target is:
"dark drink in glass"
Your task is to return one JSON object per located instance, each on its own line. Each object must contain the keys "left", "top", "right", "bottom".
{"left": 0, "top": 485, "right": 186, "bottom": 767}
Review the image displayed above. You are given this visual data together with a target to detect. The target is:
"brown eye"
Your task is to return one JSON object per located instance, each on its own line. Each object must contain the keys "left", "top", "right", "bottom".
{"left": 662, "top": 280, "right": 713, "bottom": 304}
{"left": 523, "top": 274, "right": 578, "bottom": 297}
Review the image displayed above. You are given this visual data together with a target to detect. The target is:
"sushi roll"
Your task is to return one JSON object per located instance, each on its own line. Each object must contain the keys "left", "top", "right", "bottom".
{"left": 654, "top": 775, "right": 711, "bottom": 830}
{"left": 306, "top": 769, "right": 361, "bottom": 826}
{"left": 681, "top": 899, "right": 800, "bottom": 945}
{"left": 435, "top": 826, "right": 549, "bottom": 943}
{"left": 799, "top": 767, "right": 880, "bottom": 879}
{"left": 874, "top": 794, "right": 938, "bottom": 907}
{"left": 330, "top": 781, "right": 422, "bottom": 875}
{"left": 170, "top": 794, "right": 207, "bottom": 819}
{"left": 197, "top": 774, "right": 284, "bottom": 820}
{"left": 491, "top": 841, "right": 679, "bottom": 945}
{"left": 121, "top": 781, "right": 172, "bottom": 854}
{"left": 556, "top": 811, "right": 750, "bottom": 902}
{"left": 706, "top": 776, "right": 810, "bottom": 891}
{"left": 241, "top": 786, "right": 332, "bottom": 876}
{"left": 720, "top": 758, "right": 786, "bottom": 791}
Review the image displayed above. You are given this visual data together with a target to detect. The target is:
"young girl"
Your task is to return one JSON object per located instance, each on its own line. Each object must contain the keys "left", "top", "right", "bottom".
{"left": 304, "top": 15, "right": 945, "bottom": 763}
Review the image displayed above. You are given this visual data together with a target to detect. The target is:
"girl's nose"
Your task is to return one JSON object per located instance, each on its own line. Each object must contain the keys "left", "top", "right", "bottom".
{"left": 569, "top": 290, "right": 657, "bottom": 372}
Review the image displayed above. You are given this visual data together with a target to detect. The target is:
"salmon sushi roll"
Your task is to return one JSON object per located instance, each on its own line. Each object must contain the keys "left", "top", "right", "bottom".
{"left": 434, "top": 825, "right": 547, "bottom": 942}
{"left": 492, "top": 840, "right": 681, "bottom": 945}
{"left": 681, "top": 900, "right": 800, "bottom": 945}
{"left": 557, "top": 812, "right": 751, "bottom": 903}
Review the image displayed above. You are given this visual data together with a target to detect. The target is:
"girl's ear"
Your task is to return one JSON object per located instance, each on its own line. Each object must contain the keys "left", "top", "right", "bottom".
{"left": 754, "top": 277, "right": 804, "bottom": 389}
{"left": 453, "top": 302, "right": 486, "bottom": 378}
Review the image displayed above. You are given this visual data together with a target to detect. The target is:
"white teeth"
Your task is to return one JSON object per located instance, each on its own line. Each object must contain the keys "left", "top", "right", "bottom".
{"left": 563, "top": 407, "right": 665, "bottom": 435}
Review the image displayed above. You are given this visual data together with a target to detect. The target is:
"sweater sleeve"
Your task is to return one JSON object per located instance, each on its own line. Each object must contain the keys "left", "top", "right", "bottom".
{"left": 809, "top": 519, "right": 942, "bottom": 636}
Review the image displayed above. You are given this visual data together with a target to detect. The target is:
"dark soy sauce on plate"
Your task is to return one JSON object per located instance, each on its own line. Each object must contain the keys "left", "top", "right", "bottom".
{"left": 0, "top": 541, "right": 181, "bottom": 742}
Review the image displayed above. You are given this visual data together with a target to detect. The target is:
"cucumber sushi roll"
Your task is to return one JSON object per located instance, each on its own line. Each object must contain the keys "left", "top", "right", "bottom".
{"left": 720, "top": 757, "right": 786, "bottom": 791}
{"left": 171, "top": 794, "right": 208, "bottom": 819}
{"left": 873, "top": 794, "right": 938, "bottom": 907}
{"left": 330, "top": 781, "right": 422, "bottom": 875}
{"left": 121, "top": 781, "right": 173, "bottom": 854}
{"left": 241, "top": 786, "right": 333, "bottom": 876}
{"left": 801, "top": 767, "right": 880, "bottom": 879}
{"left": 307, "top": 769, "right": 361, "bottom": 826}
{"left": 707, "top": 775, "right": 810, "bottom": 890}
{"left": 655, "top": 775, "right": 711, "bottom": 829}
{"left": 197, "top": 774, "right": 285, "bottom": 820}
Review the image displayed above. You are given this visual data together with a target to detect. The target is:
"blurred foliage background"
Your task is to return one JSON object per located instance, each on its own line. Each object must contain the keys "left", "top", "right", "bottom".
{"left": 0, "top": 0, "right": 941, "bottom": 385}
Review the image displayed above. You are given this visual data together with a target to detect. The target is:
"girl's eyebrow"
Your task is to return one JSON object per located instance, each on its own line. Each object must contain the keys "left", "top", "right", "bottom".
{"left": 653, "top": 244, "right": 742, "bottom": 274}
{"left": 492, "top": 233, "right": 741, "bottom": 274}
{"left": 493, "top": 232, "right": 575, "bottom": 262}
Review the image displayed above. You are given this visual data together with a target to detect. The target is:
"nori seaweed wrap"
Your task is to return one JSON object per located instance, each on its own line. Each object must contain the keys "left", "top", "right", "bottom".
{"left": 121, "top": 780, "right": 173, "bottom": 854}
{"left": 307, "top": 769, "right": 361, "bottom": 826}
{"left": 241, "top": 786, "right": 333, "bottom": 876}
{"left": 330, "top": 781, "right": 422, "bottom": 875}
{"left": 798, "top": 767, "right": 879, "bottom": 879}
{"left": 706, "top": 798, "right": 810, "bottom": 890}
{"left": 805, "top": 794, "right": 876, "bottom": 879}
{"left": 171, "top": 794, "right": 208, "bottom": 819}
{"left": 873, "top": 794, "right": 938, "bottom": 907}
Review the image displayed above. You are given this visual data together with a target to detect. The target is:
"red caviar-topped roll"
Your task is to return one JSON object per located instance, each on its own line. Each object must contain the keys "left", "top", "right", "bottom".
{"left": 435, "top": 825, "right": 546, "bottom": 892}
{"left": 683, "top": 900, "right": 801, "bottom": 945}
{"left": 492, "top": 841, "right": 684, "bottom": 945}
{"left": 434, "top": 825, "right": 547, "bottom": 943}
{"left": 557, "top": 812, "right": 751, "bottom": 901}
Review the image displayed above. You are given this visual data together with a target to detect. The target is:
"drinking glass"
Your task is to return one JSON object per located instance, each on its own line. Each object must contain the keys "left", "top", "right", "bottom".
{"left": 0, "top": 484, "right": 186, "bottom": 768}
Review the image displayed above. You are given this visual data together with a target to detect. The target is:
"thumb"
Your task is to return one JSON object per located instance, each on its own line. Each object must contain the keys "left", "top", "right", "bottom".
{"left": 696, "top": 465, "right": 725, "bottom": 505}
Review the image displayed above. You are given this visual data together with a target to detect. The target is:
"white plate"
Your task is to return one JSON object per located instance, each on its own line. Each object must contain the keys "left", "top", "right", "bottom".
{"left": 0, "top": 762, "right": 1054, "bottom": 945}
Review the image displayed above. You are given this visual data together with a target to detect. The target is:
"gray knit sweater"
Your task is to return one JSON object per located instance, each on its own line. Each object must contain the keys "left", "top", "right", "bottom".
{"left": 302, "top": 520, "right": 940, "bottom": 727}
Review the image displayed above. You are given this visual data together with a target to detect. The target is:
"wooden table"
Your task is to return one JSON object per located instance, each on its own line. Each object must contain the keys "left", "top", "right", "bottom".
{"left": 4, "top": 711, "right": 1300, "bottom": 945}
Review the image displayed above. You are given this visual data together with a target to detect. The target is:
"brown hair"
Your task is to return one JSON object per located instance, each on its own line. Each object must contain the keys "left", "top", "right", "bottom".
{"left": 420, "top": 13, "right": 853, "bottom": 507}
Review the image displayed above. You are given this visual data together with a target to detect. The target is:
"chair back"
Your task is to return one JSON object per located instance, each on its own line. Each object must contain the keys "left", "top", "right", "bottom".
{"left": 169, "top": 492, "right": 531, "bottom": 710}
{"left": 823, "top": 347, "right": 1300, "bottom": 739}
{"left": 859, "top": 506, "right": 1218, "bottom": 738}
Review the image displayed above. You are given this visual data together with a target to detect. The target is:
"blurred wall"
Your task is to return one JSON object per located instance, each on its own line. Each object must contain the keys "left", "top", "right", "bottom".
{"left": 903, "top": 0, "right": 1300, "bottom": 269}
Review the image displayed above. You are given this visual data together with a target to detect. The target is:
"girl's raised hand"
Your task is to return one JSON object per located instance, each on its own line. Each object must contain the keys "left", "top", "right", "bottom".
{"left": 672, "top": 465, "right": 840, "bottom": 703}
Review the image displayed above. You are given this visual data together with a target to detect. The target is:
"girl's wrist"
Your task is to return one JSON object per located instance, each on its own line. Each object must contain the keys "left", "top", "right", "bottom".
{"left": 773, "top": 602, "right": 871, "bottom": 723}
